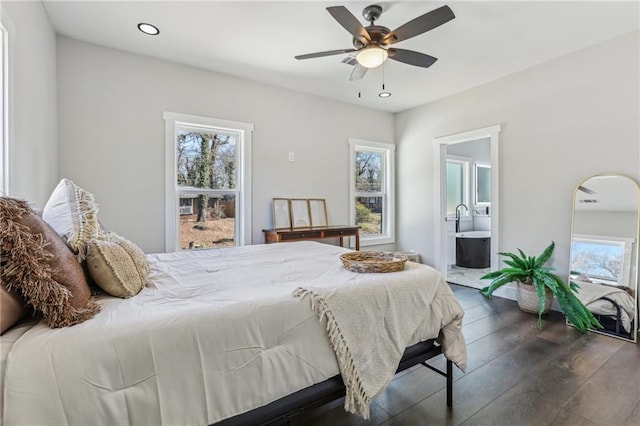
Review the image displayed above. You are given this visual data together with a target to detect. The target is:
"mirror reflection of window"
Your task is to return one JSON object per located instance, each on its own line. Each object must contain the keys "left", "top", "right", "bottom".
{"left": 570, "top": 236, "right": 633, "bottom": 286}
{"left": 475, "top": 164, "right": 491, "bottom": 205}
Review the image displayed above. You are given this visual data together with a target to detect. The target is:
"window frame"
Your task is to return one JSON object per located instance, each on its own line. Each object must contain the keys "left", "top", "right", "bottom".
{"left": 445, "top": 155, "right": 471, "bottom": 218}
{"left": 1, "top": 22, "right": 8, "bottom": 195}
{"left": 571, "top": 233, "right": 636, "bottom": 287}
{"left": 349, "top": 138, "right": 395, "bottom": 247}
{"left": 164, "top": 112, "right": 253, "bottom": 252}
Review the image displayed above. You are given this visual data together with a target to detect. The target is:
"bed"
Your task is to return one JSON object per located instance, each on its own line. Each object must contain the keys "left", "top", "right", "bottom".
{"left": 2, "top": 241, "right": 466, "bottom": 425}
{"left": 574, "top": 279, "right": 636, "bottom": 338}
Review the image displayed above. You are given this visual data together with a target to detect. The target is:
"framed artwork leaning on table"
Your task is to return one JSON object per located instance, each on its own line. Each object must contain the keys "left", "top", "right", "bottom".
{"left": 272, "top": 198, "right": 291, "bottom": 229}
{"left": 309, "top": 199, "right": 328, "bottom": 227}
{"left": 290, "top": 199, "right": 311, "bottom": 229}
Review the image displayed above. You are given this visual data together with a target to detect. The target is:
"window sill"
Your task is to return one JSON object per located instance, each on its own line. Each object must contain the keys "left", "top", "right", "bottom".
{"left": 359, "top": 236, "right": 395, "bottom": 247}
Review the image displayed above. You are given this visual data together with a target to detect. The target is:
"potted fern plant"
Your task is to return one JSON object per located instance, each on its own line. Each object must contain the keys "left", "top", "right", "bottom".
{"left": 480, "top": 241, "right": 601, "bottom": 332}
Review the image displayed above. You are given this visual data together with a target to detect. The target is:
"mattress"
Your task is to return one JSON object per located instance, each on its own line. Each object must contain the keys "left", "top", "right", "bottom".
{"left": 3, "top": 241, "right": 465, "bottom": 425}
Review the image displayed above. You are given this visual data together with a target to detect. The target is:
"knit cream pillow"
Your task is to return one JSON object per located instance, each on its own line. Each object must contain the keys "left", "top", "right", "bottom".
{"left": 86, "top": 232, "right": 149, "bottom": 298}
{"left": 42, "top": 179, "right": 101, "bottom": 261}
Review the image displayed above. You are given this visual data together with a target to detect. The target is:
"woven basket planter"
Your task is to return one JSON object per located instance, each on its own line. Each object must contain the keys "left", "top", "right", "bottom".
{"left": 517, "top": 281, "right": 553, "bottom": 314}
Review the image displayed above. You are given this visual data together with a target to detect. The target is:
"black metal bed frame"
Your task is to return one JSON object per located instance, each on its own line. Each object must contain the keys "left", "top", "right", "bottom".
{"left": 216, "top": 340, "right": 452, "bottom": 425}
{"left": 594, "top": 296, "right": 633, "bottom": 339}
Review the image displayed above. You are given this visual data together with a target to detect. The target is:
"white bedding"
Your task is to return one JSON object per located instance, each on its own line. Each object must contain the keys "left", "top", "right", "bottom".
{"left": 575, "top": 280, "right": 636, "bottom": 333}
{"left": 3, "top": 242, "right": 465, "bottom": 425}
{"left": 0, "top": 318, "right": 38, "bottom": 426}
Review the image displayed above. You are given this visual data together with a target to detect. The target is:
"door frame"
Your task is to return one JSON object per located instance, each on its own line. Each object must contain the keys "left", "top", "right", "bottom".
{"left": 433, "top": 125, "right": 501, "bottom": 277}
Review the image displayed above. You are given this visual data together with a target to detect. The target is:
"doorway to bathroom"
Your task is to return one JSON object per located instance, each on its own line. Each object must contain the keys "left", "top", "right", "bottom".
{"left": 433, "top": 125, "right": 501, "bottom": 289}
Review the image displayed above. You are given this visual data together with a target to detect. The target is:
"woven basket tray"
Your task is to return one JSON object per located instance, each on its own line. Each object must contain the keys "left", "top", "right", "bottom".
{"left": 340, "top": 252, "right": 408, "bottom": 273}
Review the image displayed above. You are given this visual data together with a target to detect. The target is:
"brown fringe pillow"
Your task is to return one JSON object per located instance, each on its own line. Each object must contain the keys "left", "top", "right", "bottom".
{"left": 1, "top": 281, "right": 27, "bottom": 334}
{"left": 0, "top": 197, "right": 100, "bottom": 328}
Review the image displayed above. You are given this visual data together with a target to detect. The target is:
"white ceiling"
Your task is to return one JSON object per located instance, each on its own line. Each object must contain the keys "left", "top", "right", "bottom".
{"left": 42, "top": 1, "right": 640, "bottom": 113}
{"left": 576, "top": 175, "right": 639, "bottom": 212}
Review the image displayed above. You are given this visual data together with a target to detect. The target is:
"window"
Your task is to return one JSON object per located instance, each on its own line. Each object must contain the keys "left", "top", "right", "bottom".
{"left": 0, "top": 23, "right": 7, "bottom": 195}
{"left": 571, "top": 234, "right": 636, "bottom": 287}
{"left": 164, "top": 112, "right": 253, "bottom": 251}
{"left": 349, "top": 139, "right": 395, "bottom": 246}
{"left": 446, "top": 156, "right": 470, "bottom": 216}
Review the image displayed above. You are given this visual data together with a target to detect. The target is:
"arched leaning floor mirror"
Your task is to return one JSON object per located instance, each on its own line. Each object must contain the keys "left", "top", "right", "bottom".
{"left": 569, "top": 174, "right": 639, "bottom": 343}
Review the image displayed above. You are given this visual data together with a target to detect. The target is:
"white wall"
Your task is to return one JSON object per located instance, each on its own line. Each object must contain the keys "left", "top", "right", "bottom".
{"left": 1, "top": 0, "right": 57, "bottom": 207}
{"left": 396, "top": 31, "right": 640, "bottom": 275}
{"left": 56, "top": 37, "right": 395, "bottom": 253}
{"left": 574, "top": 211, "right": 637, "bottom": 240}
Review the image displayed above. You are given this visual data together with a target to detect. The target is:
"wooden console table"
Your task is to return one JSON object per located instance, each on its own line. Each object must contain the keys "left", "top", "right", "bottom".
{"left": 263, "top": 225, "right": 360, "bottom": 250}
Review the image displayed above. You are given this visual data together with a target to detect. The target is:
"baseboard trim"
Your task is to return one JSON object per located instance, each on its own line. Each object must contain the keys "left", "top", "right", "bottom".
{"left": 449, "top": 282, "right": 562, "bottom": 313}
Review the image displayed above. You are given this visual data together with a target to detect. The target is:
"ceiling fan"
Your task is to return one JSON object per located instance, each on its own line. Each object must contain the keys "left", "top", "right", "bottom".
{"left": 578, "top": 185, "right": 597, "bottom": 195}
{"left": 295, "top": 4, "right": 455, "bottom": 81}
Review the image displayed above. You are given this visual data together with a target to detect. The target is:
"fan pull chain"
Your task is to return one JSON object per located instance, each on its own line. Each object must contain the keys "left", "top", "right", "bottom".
{"left": 379, "top": 61, "right": 391, "bottom": 98}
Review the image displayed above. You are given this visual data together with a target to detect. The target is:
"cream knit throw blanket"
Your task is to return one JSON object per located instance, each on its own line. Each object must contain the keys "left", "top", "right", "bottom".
{"left": 293, "top": 262, "right": 466, "bottom": 419}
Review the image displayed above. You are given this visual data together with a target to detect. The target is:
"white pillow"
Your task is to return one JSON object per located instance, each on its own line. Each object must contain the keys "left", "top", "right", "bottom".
{"left": 86, "top": 232, "right": 149, "bottom": 298}
{"left": 42, "top": 178, "right": 101, "bottom": 261}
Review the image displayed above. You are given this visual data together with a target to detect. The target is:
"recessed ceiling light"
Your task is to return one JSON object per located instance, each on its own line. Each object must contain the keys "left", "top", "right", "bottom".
{"left": 378, "top": 91, "right": 391, "bottom": 98}
{"left": 138, "top": 23, "right": 159, "bottom": 36}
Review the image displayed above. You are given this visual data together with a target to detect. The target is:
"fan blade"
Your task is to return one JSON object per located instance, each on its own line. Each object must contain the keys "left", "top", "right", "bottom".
{"left": 326, "top": 6, "right": 370, "bottom": 42}
{"left": 383, "top": 5, "right": 455, "bottom": 45}
{"left": 578, "top": 185, "right": 597, "bottom": 195}
{"left": 388, "top": 48, "right": 438, "bottom": 68}
{"left": 295, "top": 49, "right": 356, "bottom": 60}
{"left": 341, "top": 56, "right": 358, "bottom": 66}
{"left": 349, "top": 64, "right": 368, "bottom": 81}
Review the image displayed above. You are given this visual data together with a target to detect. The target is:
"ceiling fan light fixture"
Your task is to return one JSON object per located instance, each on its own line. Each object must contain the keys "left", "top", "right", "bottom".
{"left": 378, "top": 91, "right": 391, "bottom": 98}
{"left": 356, "top": 46, "right": 388, "bottom": 68}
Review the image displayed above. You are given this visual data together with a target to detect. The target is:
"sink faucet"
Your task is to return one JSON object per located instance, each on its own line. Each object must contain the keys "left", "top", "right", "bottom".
{"left": 455, "top": 203, "right": 468, "bottom": 233}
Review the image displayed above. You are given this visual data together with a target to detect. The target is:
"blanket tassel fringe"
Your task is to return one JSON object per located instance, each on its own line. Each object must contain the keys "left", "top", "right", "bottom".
{"left": 293, "top": 287, "right": 372, "bottom": 419}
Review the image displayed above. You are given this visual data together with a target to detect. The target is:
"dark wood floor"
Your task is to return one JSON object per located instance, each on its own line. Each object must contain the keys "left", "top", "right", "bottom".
{"left": 291, "top": 284, "right": 640, "bottom": 426}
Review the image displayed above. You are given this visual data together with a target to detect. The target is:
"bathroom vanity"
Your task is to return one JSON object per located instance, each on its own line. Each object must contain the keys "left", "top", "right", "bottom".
{"left": 455, "top": 231, "right": 491, "bottom": 268}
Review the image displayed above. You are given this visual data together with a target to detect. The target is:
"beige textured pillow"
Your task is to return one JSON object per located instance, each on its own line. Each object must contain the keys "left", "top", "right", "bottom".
{"left": 86, "top": 232, "right": 149, "bottom": 298}
{"left": 42, "top": 178, "right": 101, "bottom": 261}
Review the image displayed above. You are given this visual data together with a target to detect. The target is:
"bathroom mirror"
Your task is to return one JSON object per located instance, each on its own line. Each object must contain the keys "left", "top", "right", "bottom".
{"left": 569, "top": 174, "right": 639, "bottom": 342}
{"left": 474, "top": 163, "right": 491, "bottom": 205}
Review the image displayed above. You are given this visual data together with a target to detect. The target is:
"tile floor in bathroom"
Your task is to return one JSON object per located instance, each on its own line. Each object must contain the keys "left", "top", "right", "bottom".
{"left": 446, "top": 265, "right": 491, "bottom": 288}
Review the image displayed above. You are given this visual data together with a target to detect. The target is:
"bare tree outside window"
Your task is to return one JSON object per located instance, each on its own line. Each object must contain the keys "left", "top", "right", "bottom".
{"left": 176, "top": 129, "right": 237, "bottom": 249}
{"left": 571, "top": 240, "right": 623, "bottom": 281}
{"left": 354, "top": 150, "right": 383, "bottom": 234}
